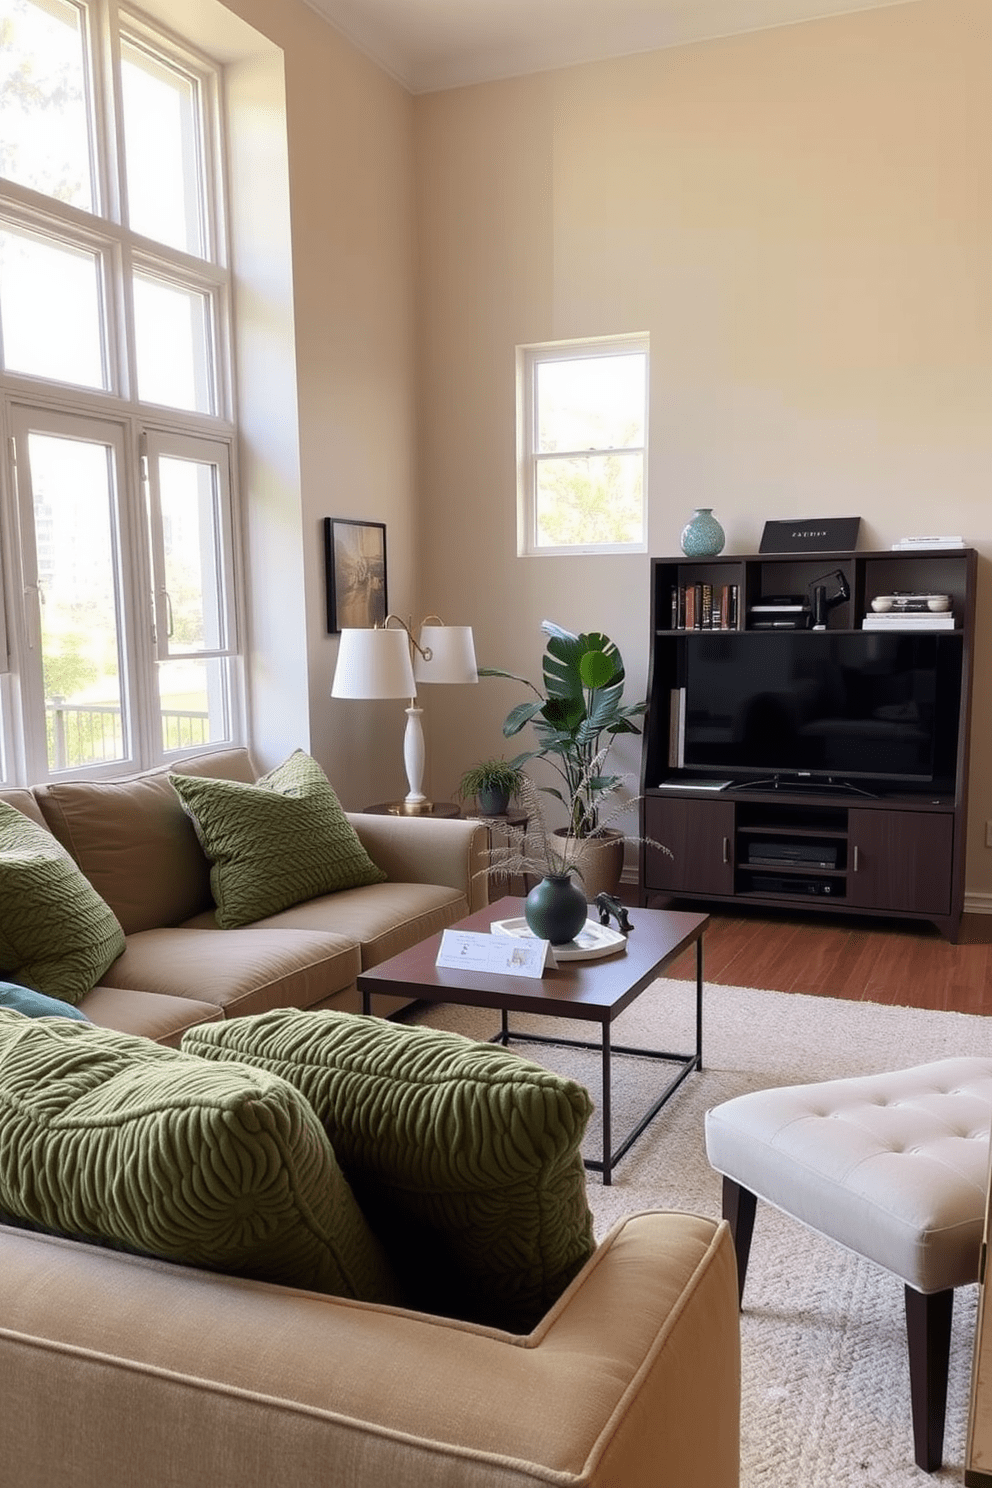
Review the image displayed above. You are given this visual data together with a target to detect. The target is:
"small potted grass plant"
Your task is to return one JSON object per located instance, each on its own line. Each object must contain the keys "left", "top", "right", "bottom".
{"left": 456, "top": 758, "right": 526, "bottom": 817}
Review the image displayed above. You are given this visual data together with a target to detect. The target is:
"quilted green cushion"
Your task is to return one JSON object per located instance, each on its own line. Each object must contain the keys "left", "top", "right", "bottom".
{"left": 0, "top": 801, "right": 126, "bottom": 1003}
{"left": 184, "top": 1009, "right": 595, "bottom": 1331}
{"left": 0, "top": 1009, "right": 399, "bottom": 1301}
{"left": 170, "top": 750, "right": 386, "bottom": 929}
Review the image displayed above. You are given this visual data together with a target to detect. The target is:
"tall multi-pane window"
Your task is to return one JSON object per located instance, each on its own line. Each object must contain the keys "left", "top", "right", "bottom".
{"left": 517, "top": 335, "right": 649, "bottom": 556}
{"left": 0, "top": 0, "right": 242, "bottom": 783}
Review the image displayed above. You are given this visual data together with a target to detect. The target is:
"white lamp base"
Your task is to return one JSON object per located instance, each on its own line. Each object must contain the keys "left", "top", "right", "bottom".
{"left": 402, "top": 703, "right": 432, "bottom": 813}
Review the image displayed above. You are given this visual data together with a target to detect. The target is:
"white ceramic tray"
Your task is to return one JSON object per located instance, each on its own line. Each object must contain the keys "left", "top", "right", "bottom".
{"left": 490, "top": 917, "right": 627, "bottom": 961}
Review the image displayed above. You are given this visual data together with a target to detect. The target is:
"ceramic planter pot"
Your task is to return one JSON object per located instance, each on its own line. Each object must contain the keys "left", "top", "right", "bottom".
{"left": 477, "top": 785, "right": 511, "bottom": 816}
{"left": 552, "top": 828, "right": 626, "bottom": 901}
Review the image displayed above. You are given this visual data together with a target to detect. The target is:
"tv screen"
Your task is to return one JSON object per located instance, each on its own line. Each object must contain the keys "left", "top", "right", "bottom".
{"left": 680, "top": 631, "right": 959, "bottom": 785}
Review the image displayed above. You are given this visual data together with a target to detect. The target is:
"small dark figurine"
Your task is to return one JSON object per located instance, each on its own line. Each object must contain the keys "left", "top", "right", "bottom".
{"left": 594, "top": 892, "right": 633, "bottom": 933}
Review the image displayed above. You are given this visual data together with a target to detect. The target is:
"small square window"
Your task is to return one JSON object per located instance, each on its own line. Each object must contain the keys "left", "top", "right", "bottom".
{"left": 518, "top": 335, "right": 648, "bottom": 555}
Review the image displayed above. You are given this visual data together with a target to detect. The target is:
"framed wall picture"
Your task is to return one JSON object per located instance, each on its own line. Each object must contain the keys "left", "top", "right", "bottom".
{"left": 324, "top": 518, "right": 388, "bottom": 633}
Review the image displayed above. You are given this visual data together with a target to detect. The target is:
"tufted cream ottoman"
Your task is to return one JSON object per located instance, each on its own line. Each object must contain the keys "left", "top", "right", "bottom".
{"left": 705, "top": 1056, "right": 992, "bottom": 1473}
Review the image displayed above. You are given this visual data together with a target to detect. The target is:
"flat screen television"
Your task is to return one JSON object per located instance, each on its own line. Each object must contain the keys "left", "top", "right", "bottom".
{"left": 678, "top": 631, "right": 960, "bottom": 789}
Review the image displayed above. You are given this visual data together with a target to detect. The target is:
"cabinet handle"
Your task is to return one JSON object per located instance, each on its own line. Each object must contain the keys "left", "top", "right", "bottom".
{"left": 852, "top": 845, "right": 860, "bottom": 872}
{"left": 723, "top": 836, "right": 731, "bottom": 864}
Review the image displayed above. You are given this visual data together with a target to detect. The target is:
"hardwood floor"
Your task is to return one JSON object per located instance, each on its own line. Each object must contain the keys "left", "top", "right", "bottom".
{"left": 651, "top": 902, "right": 992, "bottom": 1015}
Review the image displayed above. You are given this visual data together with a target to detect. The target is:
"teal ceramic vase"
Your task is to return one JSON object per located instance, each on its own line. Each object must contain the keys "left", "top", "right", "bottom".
{"left": 524, "top": 875, "right": 588, "bottom": 945}
{"left": 680, "top": 508, "right": 725, "bottom": 557}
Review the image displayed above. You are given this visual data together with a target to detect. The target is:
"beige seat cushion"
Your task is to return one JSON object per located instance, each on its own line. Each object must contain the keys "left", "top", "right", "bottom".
{"left": 79, "top": 985, "right": 224, "bottom": 1046}
{"left": 97, "top": 927, "right": 360, "bottom": 1018}
{"left": 705, "top": 1056, "right": 992, "bottom": 1294}
{"left": 182, "top": 882, "right": 468, "bottom": 969}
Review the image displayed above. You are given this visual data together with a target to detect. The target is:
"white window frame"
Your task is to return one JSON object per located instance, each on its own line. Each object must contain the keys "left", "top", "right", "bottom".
{"left": 0, "top": 0, "right": 244, "bottom": 786}
{"left": 516, "top": 333, "right": 649, "bottom": 558}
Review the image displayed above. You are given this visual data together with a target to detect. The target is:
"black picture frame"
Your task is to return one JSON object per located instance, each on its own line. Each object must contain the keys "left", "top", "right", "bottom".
{"left": 324, "top": 518, "right": 388, "bottom": 633}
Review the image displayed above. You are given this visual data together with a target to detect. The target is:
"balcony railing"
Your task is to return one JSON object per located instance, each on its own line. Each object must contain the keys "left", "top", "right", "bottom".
{"left": 46, "top": 700, "right": 210, "bottom": 770}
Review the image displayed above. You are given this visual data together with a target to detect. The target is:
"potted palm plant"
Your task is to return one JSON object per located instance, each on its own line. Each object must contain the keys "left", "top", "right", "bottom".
{"left": 480, "top": 621, "right": 648, "bottom": 898}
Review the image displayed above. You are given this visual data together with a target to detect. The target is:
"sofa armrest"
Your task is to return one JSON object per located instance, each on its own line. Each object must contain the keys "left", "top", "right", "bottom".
{"left": 347, "top": 811, "right": 490, "bottom": 913}
{"left": 0, "top": 1212, "right": 738, "bottom": 1488}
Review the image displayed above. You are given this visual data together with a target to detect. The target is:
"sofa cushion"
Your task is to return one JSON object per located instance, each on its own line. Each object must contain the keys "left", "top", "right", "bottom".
{"left": 0, "top": 1009, "right": 399, "bottom": 1302}
{"left": 78, "top": 985, "right": 224, "bottom": 1048}
{"left": 170, "top": 751, "right": 387, "bottom": 930}
{"left": 97, "top": 926, "right": 361, "bottom": 1019}
{"left": 0, "top": 802, "right": 126, "bottom": 1004}
{"left": 33, "top": 748, "right": 258, "bottom": 935}
{"left": 183, "top": 880, "right": 468, "bottom": 970}
{"left": 183, "top": 1008, "right": 595, "bottom": 1332}
{"left": 0, "top": 982, "right": 91, "bottom": 1022}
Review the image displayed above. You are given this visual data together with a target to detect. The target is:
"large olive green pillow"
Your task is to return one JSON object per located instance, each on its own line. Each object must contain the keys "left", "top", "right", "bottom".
{"left": 170, "top": 750, "right": 386, "bottom": 929}
{"left": 0, "top": 1009, "right": 399, "bottom": 1302}
{"left": 184, "top": 1009, "right": 595, "bottom": 1331}
{"left": 0, "top": 801, "right": 126, "bottom": 1004}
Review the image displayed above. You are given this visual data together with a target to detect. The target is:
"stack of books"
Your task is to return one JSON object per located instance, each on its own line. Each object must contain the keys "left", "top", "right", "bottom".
{"left": 890, "top": 535, "right": 965, "bottom": 551}
{"left": 670, "top": 582, "right": 740, "bottom": 630}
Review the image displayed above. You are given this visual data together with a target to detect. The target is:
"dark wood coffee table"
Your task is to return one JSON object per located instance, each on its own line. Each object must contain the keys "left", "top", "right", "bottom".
{"left": 357, "top": 896, "right": 709, "bottom": 1184}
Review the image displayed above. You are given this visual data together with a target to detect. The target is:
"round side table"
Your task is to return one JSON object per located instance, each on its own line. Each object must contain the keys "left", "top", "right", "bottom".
{"left": 363, "top": 801, "right": 460, "bottom": 818}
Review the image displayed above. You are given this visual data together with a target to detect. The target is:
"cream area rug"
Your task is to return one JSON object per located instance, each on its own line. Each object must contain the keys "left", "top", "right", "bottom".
{"left": 412, "top": 982, "right": 992, "bottom": 1487}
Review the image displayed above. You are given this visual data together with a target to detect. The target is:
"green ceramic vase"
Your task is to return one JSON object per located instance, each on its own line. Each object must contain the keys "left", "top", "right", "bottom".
{"left": 524, "top": 874, "right": 588, "bottom": 945}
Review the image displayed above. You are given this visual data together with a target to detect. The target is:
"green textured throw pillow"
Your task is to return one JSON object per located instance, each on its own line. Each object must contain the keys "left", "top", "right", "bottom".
{"left": 0, "top": 801, "right": 126, "bottom": 1003}
{"left": 0, "top": 1009, "right": 399, "bottom": 1302}
{"left": 170, "top": 750, "right": 386, "bottom": 929}
{"left": 184, "top": 1009, "right": 595, "bottom": 1331}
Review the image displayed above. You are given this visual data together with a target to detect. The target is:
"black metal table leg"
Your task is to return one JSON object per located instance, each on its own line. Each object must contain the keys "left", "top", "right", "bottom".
{"left": 601, "top": 1020, "right": 612, "bottom": 1185}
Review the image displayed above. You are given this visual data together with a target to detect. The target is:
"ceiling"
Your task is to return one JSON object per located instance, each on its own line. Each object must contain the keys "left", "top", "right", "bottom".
{"left": 299, "top": 0, "right": 916, "bottom": 93}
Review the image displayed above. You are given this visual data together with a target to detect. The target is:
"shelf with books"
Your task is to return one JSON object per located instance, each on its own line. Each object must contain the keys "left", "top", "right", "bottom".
{"left": 641, "top": 545, "right": 977, "bottom": 942}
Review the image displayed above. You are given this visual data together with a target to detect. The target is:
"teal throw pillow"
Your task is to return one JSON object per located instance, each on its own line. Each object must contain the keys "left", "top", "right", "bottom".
{"left": 0, "top": 801, "right": 126, "bottom": 1004}
{"left": 184, "top": 1008, "right": 595, "bottom": 1331}
{"left": 0, "top": 1009, "right": 399, "bottom": 1302}
{"left": 0, "top": 981, "right": 90, "bottom": 1022}
{"left": 170, "top": 750, "right": 386, "bottom": 929}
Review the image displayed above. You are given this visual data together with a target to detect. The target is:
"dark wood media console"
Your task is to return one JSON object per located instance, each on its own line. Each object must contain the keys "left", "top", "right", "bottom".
{"left": 639, "top": 547, "right": 977, "bottom": 941}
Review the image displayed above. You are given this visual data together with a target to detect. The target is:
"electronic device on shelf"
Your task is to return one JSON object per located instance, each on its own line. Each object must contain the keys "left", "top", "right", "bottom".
{"left": 747, "top": 595, "right": 812, "bottom": 631}
{"left": 748, "top": 874, "right": 836, "bottom": 897}
{"left": 678, "top": 630, "right": 960, "bottom": 790}
{"left": 745, "top": 841, "right": 838, "bottom": 869}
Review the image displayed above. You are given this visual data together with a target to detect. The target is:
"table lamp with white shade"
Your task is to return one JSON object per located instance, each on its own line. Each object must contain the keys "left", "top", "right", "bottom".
{"left": 331, "top": 615, "right": 477, "bottom": 814}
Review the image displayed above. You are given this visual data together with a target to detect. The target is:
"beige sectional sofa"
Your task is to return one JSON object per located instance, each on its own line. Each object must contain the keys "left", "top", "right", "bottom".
{"left": 0, "top": 745, "right": 490, "bottom": 1043}
{"left": 0, "top": 749, "right": 742, "bottom": 1487}
{"left": 0, "top": 1209, "right": 740, "bottom": 1488}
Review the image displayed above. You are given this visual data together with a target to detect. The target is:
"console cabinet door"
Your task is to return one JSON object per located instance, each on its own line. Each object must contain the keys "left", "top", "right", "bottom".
{"left": 644, "top": 797, "right": 735, "bottom": 895}
{"left": 847, "top": 809, "right": 954, "bottom": 916}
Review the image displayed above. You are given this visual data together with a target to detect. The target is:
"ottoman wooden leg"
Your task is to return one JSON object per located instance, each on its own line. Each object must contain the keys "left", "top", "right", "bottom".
{"left": 905, "top": 1284, "right": 954, "bottom": 1473}
{"left": 721, "top": 1176, "right": 758, "bottom": 1306}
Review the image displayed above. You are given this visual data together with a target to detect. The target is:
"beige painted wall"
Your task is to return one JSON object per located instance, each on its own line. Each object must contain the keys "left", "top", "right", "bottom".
{"left": 211, "top": 0, "right": 418, "bottom": 800}
{"left": 414, "top": 0, "right": 992, "bottom": 906}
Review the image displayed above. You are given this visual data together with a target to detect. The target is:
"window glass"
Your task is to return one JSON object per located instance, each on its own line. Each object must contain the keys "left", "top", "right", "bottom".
{"left": 158, "top": 454, "right": 226, "bottom": 653}
{"left": 520, "top": 338, "right": 648, "bottom": 554}
{"left": 0, "top": 224, "right": 105, "bottom": 387}
{"left": 536, "top": 450, "right": 644, "bottom": 548}
{"left": 157, "top": 656, "right": 229, "bottom": 753}
{"left": 133, "top": 271, "right": 211, "bottom": 411}
{"left": 27, "top": 430, "right": 126, "bottom": 771}
{"left": 537, "top": 354, "right": 646, "bottom": 453}
{"left": 0, "top": 0, "right": 93, "bottom": 211}
{"left": 120, "top": 37, "right": 204, "bottom": 256}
